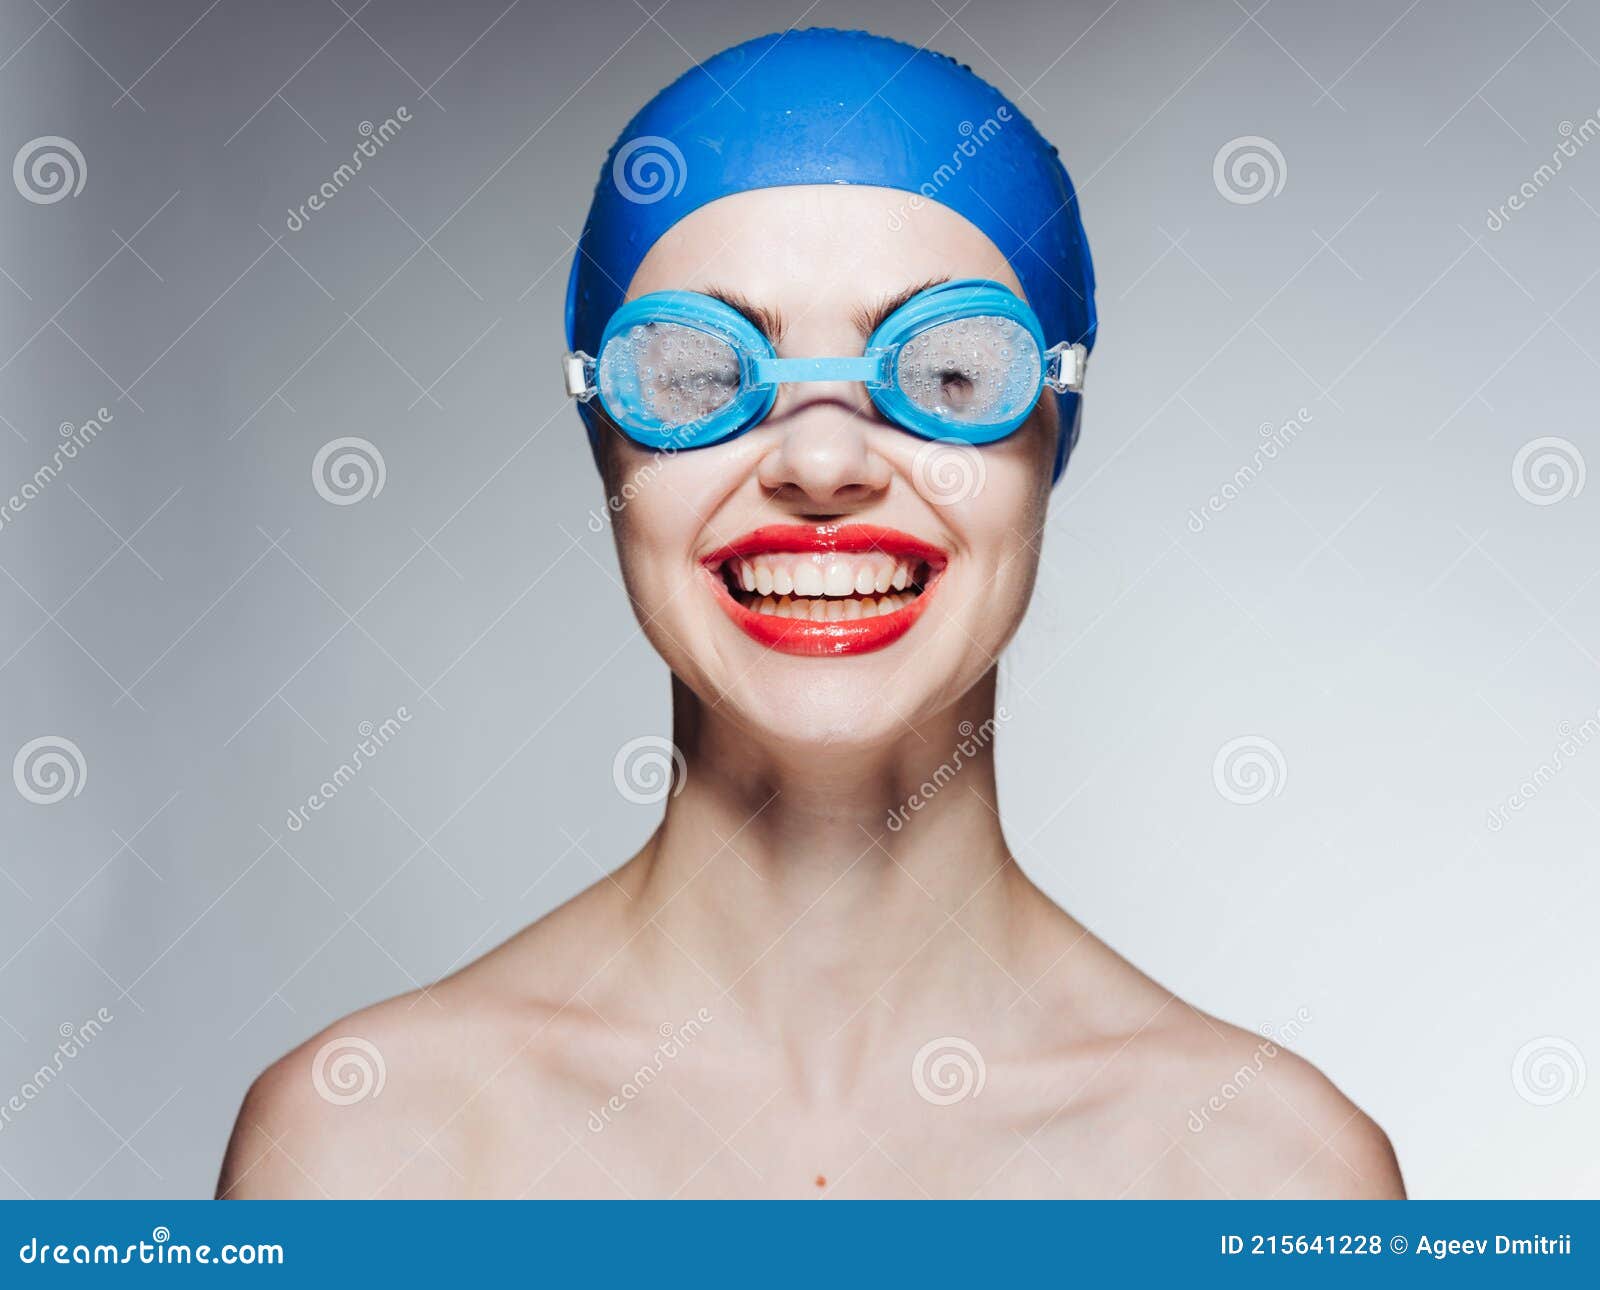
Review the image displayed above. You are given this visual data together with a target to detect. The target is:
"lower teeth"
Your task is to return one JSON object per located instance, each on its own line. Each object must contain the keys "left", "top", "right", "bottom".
{"left": 737, "top": 592, "right": 917, "bottom": 620}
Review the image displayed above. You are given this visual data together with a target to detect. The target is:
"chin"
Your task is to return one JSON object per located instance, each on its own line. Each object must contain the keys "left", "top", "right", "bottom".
{"left": 713, "top": 658, "right": 959, "bottom": 753}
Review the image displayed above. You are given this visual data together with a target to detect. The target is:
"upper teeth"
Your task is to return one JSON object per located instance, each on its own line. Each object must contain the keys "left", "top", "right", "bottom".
{"left": 729, "top": 552, "right": 918, "bottom": 598}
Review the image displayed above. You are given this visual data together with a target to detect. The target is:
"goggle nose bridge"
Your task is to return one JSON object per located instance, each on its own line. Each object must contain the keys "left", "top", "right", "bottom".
{"left": 745, "top": 353, "right": 891, "bottom": 389}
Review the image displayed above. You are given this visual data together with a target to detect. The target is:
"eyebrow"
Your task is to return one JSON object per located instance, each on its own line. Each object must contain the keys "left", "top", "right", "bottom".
{"left": 698, "top": 275, "right": 952, "bottom": 344}
{"left": 851, "top": 276, "right": 949, "bottom": 336}
{"left": 702, "top": 286, "right": 786, "bottom": 344}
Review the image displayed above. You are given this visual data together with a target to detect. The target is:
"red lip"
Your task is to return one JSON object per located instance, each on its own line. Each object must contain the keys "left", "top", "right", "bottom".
{"left": 701, "top": 524, "right": 947, "bottom": 657}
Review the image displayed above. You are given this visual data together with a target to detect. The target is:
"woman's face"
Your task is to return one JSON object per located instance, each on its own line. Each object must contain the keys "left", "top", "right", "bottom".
{"left": 600, "top": 185, "right": 1057, "bottom": 749}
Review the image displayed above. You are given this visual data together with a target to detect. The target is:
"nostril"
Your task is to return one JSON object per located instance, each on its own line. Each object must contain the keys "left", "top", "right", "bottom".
{"left": 815, "top": 485, "right": 877, "bottom": 507}
{"left": 767, "top": 482, "right": 867, "bottom": 509}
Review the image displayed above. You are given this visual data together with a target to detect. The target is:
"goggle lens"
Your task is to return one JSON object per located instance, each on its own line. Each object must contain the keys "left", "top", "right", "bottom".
{"left": 893, "top": 316, "right": 1041, "bottom": 426}
{"left": 599, "top": 322, "right": 741, "bottom": 429}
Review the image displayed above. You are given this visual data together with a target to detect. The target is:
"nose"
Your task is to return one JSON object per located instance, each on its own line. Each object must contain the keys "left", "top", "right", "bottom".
{"left": 754, "top": 389, "right": 894, "bottom": 512}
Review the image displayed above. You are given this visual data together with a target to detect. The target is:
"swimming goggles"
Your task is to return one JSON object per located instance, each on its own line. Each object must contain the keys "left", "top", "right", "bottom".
{"left": 561, "top": 278, "right": 1087, "bottom": 451}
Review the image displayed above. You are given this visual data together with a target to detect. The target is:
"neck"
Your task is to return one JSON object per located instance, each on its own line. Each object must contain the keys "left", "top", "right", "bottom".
{"left": 624, "top": 668, "right": 1043, "bottom": 1066}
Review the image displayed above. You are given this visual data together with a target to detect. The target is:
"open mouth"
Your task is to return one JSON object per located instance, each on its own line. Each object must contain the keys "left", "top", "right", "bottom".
{"left": 702, "top": 524, "right": 946, "bottom": 657}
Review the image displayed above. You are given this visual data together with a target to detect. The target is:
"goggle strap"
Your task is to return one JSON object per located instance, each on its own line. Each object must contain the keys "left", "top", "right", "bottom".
{"left": 562, "top": 350, "right": 597, "bottom": 402}
{"left": 1044, "top": 342, "right": 1088, "bottom": 394}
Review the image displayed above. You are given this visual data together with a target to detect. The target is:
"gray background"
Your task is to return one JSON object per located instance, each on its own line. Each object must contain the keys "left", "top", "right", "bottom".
{"left": 0, "top": 0, "right": 1596, "bottom": 1199}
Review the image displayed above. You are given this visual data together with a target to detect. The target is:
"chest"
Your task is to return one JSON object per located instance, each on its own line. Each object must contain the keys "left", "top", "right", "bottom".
{"left": 459, "top": 1079, "right": 1178, "bottom": 1199}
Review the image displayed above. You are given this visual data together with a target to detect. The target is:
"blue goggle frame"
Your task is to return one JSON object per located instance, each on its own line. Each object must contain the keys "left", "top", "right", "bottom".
{"left": 562, "top": 278, "right": 1087, "bottom": 452}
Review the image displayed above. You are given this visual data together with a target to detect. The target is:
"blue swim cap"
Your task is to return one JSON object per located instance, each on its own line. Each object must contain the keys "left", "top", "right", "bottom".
{"left": 565, "top": 27, "right": 1097, "bottom": 479}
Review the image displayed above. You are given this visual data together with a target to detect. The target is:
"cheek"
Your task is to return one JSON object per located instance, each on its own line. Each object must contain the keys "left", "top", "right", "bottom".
{"left": 967, "top": 513, "right": 1045, "bottom": 633}
{"left": 611, "top": 497, "right": 691, "bottom": 614}
{"left": 927, "top": 451, "right": 1050, "bottom": 639}
{"left": 602, "top": 424, "right": 761, "bottom": 521}
{"left": 892, "top": 400, "right": 1057, "bottom": 508}
{"left": 903, "top": 404, "right": 1054, "bottom": 538}
{"left": 603, "top": 444, "right": 735, "bottom": 620}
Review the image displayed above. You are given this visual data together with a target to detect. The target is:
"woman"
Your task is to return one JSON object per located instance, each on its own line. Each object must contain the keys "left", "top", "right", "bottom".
{"left": 219, "top": 28, "right": 1403, "bottom": 1200}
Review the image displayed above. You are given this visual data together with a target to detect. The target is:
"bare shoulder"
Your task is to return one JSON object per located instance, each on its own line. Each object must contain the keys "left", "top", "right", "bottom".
{"left": 1124, "top": 1002, "right": 1405, "bottom": 1199}
{"left": 217, "top": 940, "right": 589, "bottom": 1198}
{"left": 217, "top": 986, "right": 482, "bottom": 1198}
{"left": 218, "top": 880, "right": 637, "bottom": 1198}
{"left": 1015, "top": 916, "right": 1402, "bottom": 1199}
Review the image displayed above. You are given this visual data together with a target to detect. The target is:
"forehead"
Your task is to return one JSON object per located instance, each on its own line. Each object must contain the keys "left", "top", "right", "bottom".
{"left": 624, "top": 184, "right": 1026, "bottom": 309}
